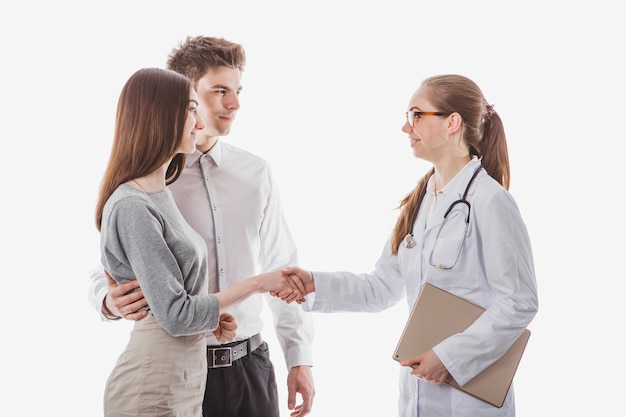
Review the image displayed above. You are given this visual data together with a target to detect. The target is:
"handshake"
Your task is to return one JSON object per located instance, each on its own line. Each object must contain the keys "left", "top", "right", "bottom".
{"left": 215, "top": 265, "right": 315, "bottom": 343}
{"left": 260, "top": 266, "right": 316, "bottom": 304}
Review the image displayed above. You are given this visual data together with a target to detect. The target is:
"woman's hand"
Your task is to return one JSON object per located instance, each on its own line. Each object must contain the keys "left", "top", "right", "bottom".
{"left": 280, "top": 266, "right": 316, "bottom": 298}
{"left": 256, "top": 270, "right": 303, "bottom": 303}
{"left": 400, "top": 349, "right": 450, "bottom": 384}
{"left": 212, "top": 312, "right": 237, "bottom": 343}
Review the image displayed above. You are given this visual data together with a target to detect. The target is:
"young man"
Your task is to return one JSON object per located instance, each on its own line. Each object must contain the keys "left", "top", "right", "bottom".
{"left": 88, "top": 36, "right": 315, "bottom": 417}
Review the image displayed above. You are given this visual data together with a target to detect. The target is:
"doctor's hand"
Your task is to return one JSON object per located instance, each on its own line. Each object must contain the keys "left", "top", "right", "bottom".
{"left": 258, "top": 270, "right": 303, "bottom": 304}
{"left": 213, "top": 313, "right": 237, "bottom": 343}
{"left": 280, "top": 266, "right": 316, "bottom": 298}
{"left": 400, "top": 349, "right": 449, "bottom": 385}
{"left": 104, "top": 269, "right": 149, "bottom": 321}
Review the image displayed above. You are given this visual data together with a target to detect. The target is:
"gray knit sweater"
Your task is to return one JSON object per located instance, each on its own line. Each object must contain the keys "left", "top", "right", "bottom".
{"left": 100, "top": 184, "right": 219, "bottom": 336}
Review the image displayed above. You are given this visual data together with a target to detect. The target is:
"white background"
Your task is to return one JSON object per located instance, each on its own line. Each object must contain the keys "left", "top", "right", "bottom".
{"left": 1, "top": 1, "right": 624, "bottom": 416}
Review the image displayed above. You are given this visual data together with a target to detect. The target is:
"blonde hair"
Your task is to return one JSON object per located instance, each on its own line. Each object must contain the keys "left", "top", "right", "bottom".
{"left": 390, "top": 74, "right": 510, "bottom": 254}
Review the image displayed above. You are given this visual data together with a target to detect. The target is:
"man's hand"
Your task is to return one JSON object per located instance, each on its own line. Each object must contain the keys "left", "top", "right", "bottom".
{"left": 286, "top": 365, "right": 315, "bottom": 416}
{"left": 103, "top": 270, "right": 148, "bottom": 320}
{"left": 212, "top": 313, "right": 237, "bottom": 343}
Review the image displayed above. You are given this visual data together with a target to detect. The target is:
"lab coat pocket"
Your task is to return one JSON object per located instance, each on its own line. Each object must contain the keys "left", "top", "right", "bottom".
{"left": 428, "top": 208, "right": 469, "bottom": 270}
{"left": 428, "top": 237, "right": 466, "bottom": 270}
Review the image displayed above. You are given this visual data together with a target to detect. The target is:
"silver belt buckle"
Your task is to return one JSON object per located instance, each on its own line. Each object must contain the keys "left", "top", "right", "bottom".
{"left": 210, "top": 346, "right": 233, "bottom": 368}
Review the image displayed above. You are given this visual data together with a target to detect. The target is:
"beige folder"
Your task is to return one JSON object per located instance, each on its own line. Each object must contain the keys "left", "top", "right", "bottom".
{"left": 392, "top": 283, "right": 530, "bottom": 408}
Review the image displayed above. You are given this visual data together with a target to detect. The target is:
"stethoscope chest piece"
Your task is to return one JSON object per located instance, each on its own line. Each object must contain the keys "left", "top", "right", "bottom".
{"left": 404, "top": 163, "right": 483, "bottom": 252}
{"left": 403, "top": 234, "right": 416, "bottom": 248}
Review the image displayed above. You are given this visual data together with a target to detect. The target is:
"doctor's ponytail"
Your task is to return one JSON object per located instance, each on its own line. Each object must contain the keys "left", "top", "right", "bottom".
{"left": 391, "top": 74, "right": 512, "bottom": 255}
{"left": 391, "top": 168, "right": 434, "bottom": 255}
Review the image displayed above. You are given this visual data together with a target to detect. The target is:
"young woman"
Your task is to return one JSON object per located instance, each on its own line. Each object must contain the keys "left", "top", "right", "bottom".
{"left": 95, "top": 68, "right": 296, "bottom": 417}
{"left": 282, "top": 74, "right": 538, "bottom": 417}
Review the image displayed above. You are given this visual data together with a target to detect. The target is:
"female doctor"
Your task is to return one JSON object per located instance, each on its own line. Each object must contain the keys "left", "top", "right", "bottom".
{"left": 281, "top": 74, "right": 538, "bottom": 417}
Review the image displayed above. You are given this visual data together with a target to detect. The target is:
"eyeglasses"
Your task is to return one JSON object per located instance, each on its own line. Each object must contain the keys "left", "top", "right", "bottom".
{"left": 406, "top": 111, "right": 448, "bottom": 127}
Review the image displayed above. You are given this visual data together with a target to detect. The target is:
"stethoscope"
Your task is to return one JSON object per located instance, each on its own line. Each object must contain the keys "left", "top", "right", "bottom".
{"left": 403, "top": 164, "right": 483, "bottom": 249}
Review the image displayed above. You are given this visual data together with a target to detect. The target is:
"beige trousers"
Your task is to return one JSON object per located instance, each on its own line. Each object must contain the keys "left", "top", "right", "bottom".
{"left": 103, "top": 314, "right": 207, "bottom": 417}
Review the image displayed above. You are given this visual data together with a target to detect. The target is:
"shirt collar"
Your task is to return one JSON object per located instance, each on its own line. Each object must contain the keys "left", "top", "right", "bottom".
{"left": 426, "top": 156, "right": 480, "bottom": 196}
{"left": 185, "top": 140, "right": 223, "bottom": 168}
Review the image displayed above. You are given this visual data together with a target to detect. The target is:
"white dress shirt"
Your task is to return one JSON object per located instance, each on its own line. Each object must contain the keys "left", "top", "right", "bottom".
{"left": 89, "top": 140, "right": 314, "bottom": 369}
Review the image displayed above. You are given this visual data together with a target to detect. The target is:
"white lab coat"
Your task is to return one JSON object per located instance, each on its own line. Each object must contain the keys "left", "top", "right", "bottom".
{"left": 306, "top": 159, "right": 538, "bottom": 417}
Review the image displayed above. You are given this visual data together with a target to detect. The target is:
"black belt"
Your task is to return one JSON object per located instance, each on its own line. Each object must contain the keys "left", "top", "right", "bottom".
{"left": 207, "top": 333, "right": 263, "bottom": 369}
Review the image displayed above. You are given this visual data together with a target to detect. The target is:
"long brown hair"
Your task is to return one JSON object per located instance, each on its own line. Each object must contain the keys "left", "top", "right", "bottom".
{"left": 95, "top": 68, "right": 192, "bottom": 231}
{"left": 390, "top": 74, "right": 510, "bottom": 254}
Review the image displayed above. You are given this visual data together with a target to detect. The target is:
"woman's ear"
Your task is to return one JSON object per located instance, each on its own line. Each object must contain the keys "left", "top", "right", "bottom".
{"left": 446, "top": 112, "right": 463, "bottom": 134}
